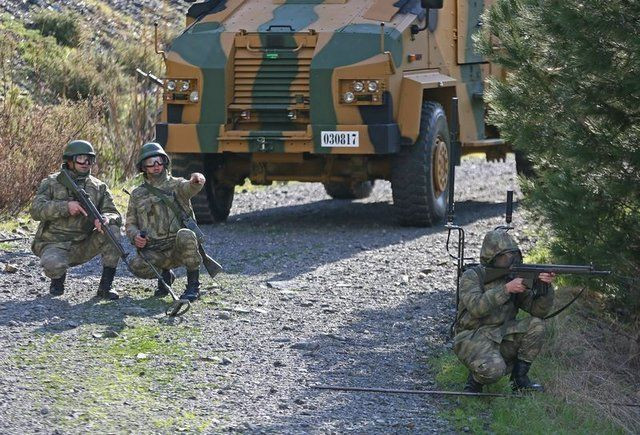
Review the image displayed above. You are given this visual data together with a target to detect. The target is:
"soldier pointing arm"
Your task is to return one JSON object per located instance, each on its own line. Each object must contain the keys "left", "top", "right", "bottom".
{"left": 125, "top": 143, "right": 206, "bottom": 302}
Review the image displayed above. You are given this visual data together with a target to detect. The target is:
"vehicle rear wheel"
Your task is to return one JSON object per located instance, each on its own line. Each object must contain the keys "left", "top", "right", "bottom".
{"left": 170, "top": 154, "right": 235, "bottom": 224}
{"left": 390, "top": 101, "right": 451, "bottom": 226}
{"left": 323, "top": 180, "right": 374, "bottom": 200}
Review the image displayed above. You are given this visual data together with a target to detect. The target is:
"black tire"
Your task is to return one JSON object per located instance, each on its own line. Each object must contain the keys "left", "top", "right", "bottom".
{"left": 391, "top": 101, "right": 451, "bottom": 226}
{"left": 170, "top": 154, "right": 234, "bottom": 224}
{"left": 514, "top": 150, "right": 536, "bottom": 178}
{"left": 323, "top": 180, "right": 374, "bottom": 199}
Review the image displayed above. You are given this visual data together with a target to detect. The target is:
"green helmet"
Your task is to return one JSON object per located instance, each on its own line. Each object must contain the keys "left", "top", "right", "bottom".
{"left": 480, "top": 229, "right": 522, "bottom": 266}
{"left": 62, "top": 140, "right": 96, "bottom": 160}
{"left": 137, "top": 142, "right": 170, "bottom": 172}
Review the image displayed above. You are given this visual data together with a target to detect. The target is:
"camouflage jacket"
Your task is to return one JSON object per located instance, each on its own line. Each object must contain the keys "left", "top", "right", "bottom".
{"left": 125, "top": 170, "right": 202, "bottom": 249}
{"left": 30, "top": 170, "right": 121, "bottom": 255}
{"left": 454, "top": 266, "right": 555, "bottom": 342}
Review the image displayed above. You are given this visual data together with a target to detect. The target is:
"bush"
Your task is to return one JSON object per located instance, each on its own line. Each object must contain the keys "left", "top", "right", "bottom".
{"left": 0, "top": 88, "right": 105, "bottom": 216}
{"left": 32, "top": 10, "right": 83, "bottom": 48}
{"left": 478, "top": 0, "right": 640, "bottom": 310}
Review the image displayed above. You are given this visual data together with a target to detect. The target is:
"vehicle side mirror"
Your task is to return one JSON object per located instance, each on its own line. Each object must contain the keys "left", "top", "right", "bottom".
{"left": 421, "top": 0, "right": 444, "bottom": 9}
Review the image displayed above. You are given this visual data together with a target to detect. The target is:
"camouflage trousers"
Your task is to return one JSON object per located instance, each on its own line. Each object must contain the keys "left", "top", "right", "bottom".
{"left": 453, "top": 316, "right": 547, "bottom": 385}
{"left": 129, "top": 229, "right": 202, "bottom": 278}
{"left": 37, "top": 225, "right": 122, "bottom": 279}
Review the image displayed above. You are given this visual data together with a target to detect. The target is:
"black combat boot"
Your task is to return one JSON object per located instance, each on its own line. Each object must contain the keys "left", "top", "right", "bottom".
{"left": 49, "top": 273, "right": 66, "bottom": 296}
{"left": 463, "top": 372, "right": 484, "bottom": 393}
{"left": 97, "top": 267, "right": 119, "bottom": 300}
{"left": 510, "top": 359, "right": 544, "bottom": 392}
{"left": 179, "top": 270, "right": 200, "bottom": 302}
{"left": 154, "top": 269, "right": 175, "bottom": 297}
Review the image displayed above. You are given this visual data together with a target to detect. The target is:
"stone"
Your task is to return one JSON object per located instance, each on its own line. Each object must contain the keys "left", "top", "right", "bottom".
{"left": 4, "top": 264, "right": 18, "bottom": 273}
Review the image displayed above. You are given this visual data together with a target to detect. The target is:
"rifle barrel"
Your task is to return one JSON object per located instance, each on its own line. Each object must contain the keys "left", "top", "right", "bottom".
{"left": 511, "top": 264, "right": 611, "bottom": 276}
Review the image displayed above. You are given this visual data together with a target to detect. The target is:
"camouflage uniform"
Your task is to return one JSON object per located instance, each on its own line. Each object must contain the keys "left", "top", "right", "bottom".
{"left": 30, "top": 171, "right": 122, "bottom": 279}
{"left": 125, "top": 170, "right": 203, "bottom": 278}
{"left": 453, "top": 230, "right": 555, "bottom": 386}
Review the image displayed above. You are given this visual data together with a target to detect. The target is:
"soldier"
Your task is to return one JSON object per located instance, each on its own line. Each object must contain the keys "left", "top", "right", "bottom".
{"left": 125, "top": 143, "right": 206, "bottom": 302}
{"left": 453, "top": 229, "right": 555, "bottom": 393}
{"left": 30, "top": 140, "right": 122, "bottom": 299}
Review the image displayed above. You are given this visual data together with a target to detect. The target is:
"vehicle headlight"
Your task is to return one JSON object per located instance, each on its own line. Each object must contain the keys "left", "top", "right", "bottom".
{"left": 180, "top": 80, "right": 190, "bottom": 92}
{"left": 166, "top": 80, "right": 176, "bottom": 91}
{"left": 189, "top": 91, "right": 199, "bottom": 103}
{"left": 343, "top": 92, "right": 355, "bottom": 103}
{"left": 353, "top": 81, "right": 364, "bottom": 92}
{"left": 367, "top": 81, "right": 379, "bottom": 92}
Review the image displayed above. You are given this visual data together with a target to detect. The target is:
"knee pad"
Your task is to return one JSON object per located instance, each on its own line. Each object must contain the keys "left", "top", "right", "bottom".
{"left": 473, "top": 359, "right": 506, "bottom": 385}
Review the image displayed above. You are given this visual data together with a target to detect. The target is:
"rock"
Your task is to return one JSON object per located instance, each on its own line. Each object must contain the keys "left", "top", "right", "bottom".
{"left": 92, "top": 332, "right": 104, "bottom": 339}
{"left": 232, "top": 307, "right": 251, "bottom": 314}
{"left": 3, "top": 264, "right": 18, "bottom": 273}
{"left": 216, "top": 312, "right": 231, "bottom": 320}
{"left": 220, "top": 357, "right": 232, "bottom": 366}
{"left": 123, "top": 306, "right": 148, "bottom": 316}
{"left": 66, "top": 320, "right": 79, "bottom": 328}
{"left": 273, "top": 361, "right": 286, "bottom": 367}
{"left": 290, "top": 342, "right": 319, "bottom": 351}
{"left": 103, "top": 330, "right": 120, "bottom": 338}
{"left": 136, "top": 353, "right": 148, "bottom": 361}
{"left": 40, "top": 407, "right": 49, "bottom": 415}
{"left": 300, "top": 301, "right": 314, "bottom": 307}
{"left": 267, "top": 280, "right": 297, "bottom": 290}
{"left": 8, "top": 320, "right": 19, "bottom": 327}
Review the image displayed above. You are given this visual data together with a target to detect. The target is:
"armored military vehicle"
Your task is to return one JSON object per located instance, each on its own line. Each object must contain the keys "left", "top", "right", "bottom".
{"left": 155, "top": 0, "right": 509, "bottom": 226}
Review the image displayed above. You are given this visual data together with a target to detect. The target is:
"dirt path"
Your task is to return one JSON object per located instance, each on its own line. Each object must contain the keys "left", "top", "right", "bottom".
{"left": 0, "top": 156, "right": 525, "bottom": 433}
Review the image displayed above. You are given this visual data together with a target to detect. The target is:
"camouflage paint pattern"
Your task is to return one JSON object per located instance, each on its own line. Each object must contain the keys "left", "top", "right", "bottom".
{"left": 156, "top": 0, "right": 504, "bottom": 184}
{"left": 125, "top": 169, "right": 204, "bottom": 275}
{"left": 30, "top": 170, "right": 122, "bottom": 278}
{"left": 479, "top": 228, "right": 521, "bottom": 266}
{"left": 453, "top": 230, "right": 555, "bottom": 385}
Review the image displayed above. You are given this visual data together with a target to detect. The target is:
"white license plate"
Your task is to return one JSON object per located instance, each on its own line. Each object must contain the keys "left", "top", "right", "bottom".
{"left": 321, "top": 131, "right": 359, "bottom": 147}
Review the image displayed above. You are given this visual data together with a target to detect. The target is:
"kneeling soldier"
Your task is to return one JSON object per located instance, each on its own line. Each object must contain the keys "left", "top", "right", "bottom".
{"left": 453, "top": 229, "right": 555, "bottom": 393}
{"left": 30, "top": 140, "right": 122, "bottom": 299}
{"left": 125, "top": 143, "right": 206, "bottom": 302}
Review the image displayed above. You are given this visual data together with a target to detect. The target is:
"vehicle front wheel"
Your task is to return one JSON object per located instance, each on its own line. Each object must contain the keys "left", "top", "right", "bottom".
{"left": 390, "top": 101, "right": 451, "bottom": 226}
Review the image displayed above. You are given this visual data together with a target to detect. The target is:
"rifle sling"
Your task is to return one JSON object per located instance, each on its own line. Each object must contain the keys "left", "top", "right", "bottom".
{"left": 143, "top": 183, "right": 186, "bottom": 223}
{"left": 544, "top": 287, "right": 585, "bottom": 320}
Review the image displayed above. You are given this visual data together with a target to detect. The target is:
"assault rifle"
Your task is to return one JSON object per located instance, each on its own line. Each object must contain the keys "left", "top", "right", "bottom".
{"left": 61, "top": 169, "right": 188, "bottom": 317}
{"left": 484, "top": 263, "right": 611, "bottom": 296}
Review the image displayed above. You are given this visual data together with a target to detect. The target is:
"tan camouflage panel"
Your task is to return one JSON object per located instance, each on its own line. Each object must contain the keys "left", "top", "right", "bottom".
{"left": 129, "top": 228, "right": 202, "bottom": 277}
{"left": 125, "top": 170, "right": 202, "bottom": 246}
{"left": 30, "top": 171, "right": 122, "bottom": 257}
{"left": 38, "top": 225, "right": 122, "bottom": 279}
{"left": 479, "top": 229, "right": 521, "bottom": 266}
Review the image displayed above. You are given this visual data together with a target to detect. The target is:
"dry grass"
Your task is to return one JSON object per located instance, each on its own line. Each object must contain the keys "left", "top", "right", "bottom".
{"left": 544, "top": 289, "right": 640, "bottom": 433}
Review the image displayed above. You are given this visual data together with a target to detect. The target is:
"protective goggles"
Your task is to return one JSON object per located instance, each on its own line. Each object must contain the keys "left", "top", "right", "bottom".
{"left": 143, "top": 156, "right": 167, "bottom": 168}
{"left": 73, "top": 154, "right": 96, "bottom": 165}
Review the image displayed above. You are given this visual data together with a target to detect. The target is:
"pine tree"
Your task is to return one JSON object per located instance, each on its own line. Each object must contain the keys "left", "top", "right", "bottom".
{"left": 477, "top": 0, "right": 640, "bottom": 308}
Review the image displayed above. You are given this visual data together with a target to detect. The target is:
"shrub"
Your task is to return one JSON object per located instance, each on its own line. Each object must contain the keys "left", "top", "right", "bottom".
{"left": 32, "top": 10, "right": 83, "bottom": 48}
{"left": 478, "top": 0, "right": 640, "bottom": 310}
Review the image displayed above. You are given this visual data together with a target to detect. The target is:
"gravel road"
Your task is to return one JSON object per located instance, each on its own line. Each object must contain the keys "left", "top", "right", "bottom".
{"left": 0, "top": 156, "right": 530, "bottom": 433}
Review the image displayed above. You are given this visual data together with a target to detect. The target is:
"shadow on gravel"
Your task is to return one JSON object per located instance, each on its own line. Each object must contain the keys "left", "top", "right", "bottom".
{"left": 254, "top": 291, "right": 454, "bottom": 432}
{"left": 0, "top": 294, "right": 167, "bottom": 335}
{"left": 205, "top": 199, "right": 513, "bottom": 281}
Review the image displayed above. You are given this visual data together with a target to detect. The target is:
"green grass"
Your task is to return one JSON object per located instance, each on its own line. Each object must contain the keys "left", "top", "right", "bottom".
{"left": 431, "top": 352, "right": 624, "bottom": 434}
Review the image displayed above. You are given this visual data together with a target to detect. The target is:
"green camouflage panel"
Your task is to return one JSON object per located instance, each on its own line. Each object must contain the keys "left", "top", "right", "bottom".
{"left": 129, "top": 228, "right": 202, "bottom": 277}
{"left": 454, "top": 316, "right": 546, "bottom": 385}
{"left": 38, "top": 225, "right": 122, "bottom": 279}
{"left": 479, "top": 229, "right": 521, "bottom": 266}
{"left": 125, "top": 170, "right": 202, "bottom": 249}
{"left": 30, "top": 171, "right": 122, "bottom": 257}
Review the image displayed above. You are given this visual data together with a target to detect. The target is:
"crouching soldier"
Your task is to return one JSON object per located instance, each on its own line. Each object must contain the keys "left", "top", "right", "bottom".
{"left": 125, "top": 143, "right": 206, "bottom": 302}
{"left": 453, "top": 229, "right": 555, "bottom": 393}
{"left": 30, "top": 140, "right": 122, "bottom": 299}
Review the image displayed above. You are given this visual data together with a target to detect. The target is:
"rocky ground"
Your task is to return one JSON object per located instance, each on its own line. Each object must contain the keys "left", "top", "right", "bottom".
{"left": 0, "top": 156, "right": 533, "bottom": 433}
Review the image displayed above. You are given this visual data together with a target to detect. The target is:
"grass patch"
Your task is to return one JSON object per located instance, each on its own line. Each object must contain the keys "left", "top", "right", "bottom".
{"left": 14, "top": 320, "right": 216, "bottom": 432}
